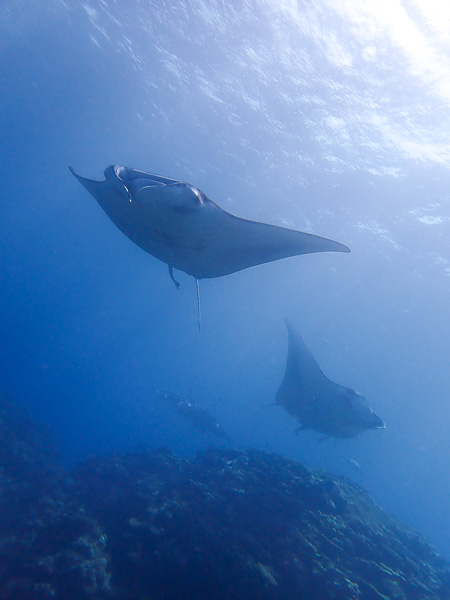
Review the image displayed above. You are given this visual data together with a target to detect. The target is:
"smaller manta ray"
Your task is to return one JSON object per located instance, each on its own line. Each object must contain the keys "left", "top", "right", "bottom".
{"left": 157, "top": 391, "right": 229, "bottom": 440}
{"left": 69, "top": 166, "right": 350, "bottom": 326}
{"left": 276, "top": 320, "right": 385, "bottom": 439}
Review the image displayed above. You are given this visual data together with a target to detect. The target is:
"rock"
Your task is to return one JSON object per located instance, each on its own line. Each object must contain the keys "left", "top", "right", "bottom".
{"left": 73, "top": 448, "right": 450, "bottom": 600}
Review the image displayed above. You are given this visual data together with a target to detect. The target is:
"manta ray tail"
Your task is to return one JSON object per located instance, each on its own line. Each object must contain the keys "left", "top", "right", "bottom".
{"left": 196, "top": 279, "right": 201, "bottom": 331}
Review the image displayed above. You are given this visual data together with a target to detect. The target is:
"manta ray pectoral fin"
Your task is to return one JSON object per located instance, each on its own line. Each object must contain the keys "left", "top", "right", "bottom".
{"left": 168, "top": 265, "right": 180, "bottom": 288}
{"left": 194, "top": 212, "right": 351, "bottom": 279}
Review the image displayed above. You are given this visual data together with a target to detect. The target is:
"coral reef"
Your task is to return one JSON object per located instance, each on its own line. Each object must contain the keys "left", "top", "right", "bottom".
{"left": 0, "top": 395, "right": 449, "bottom": 599}
{"left": 0, "top": 396, "right": 111, "bottom": 600}
{"left": 74, "top": 448, "right": 450, "bottom": 600}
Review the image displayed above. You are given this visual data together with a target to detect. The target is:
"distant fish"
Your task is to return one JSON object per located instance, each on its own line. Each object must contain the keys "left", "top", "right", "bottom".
{"left": 157, "top": 391, "right": 229, "bottom": 440}
{"left": 276, "top": 320, "right": 386, "bottom": 439}
{"left": 348, "top": 459, "right": 363, "bottom": 475}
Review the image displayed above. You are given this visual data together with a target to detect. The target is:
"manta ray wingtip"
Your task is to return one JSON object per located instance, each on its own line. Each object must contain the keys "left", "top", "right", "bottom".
{"left": 335, "top": 241, "right": 351, "bottom": 253}
{"left": 68, "top": 165, "right": 82, "bottom": 181}
{"left": 284, "top": 318, "right": 295, "bottom": 331}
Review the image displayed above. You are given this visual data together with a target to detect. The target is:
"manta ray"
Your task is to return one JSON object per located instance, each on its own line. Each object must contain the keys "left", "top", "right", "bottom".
{"left": 70, "top": 165, "right": 349, "bottom": 276}
{"left": 70, "top": 165, "right": 349, "bottom": 325}
{"left": 276, "top": 320, "right": 385, "bottom": 439}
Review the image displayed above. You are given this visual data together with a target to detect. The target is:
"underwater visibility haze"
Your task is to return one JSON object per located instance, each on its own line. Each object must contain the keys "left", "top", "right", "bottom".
{"left": 1, "top": 0, "right": 450, "bottom": 586}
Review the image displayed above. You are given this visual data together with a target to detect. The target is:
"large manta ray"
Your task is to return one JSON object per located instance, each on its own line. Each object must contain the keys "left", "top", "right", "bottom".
{"left": 276, "top": 320, "right": 385, "bottom": 439}
{"left": 69, "top": 165, "right": 349, "bottom": 284}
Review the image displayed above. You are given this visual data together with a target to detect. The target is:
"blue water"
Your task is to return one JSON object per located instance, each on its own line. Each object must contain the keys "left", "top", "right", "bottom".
{"left": 1, "top": 1, "right": 450, "bottom": 560}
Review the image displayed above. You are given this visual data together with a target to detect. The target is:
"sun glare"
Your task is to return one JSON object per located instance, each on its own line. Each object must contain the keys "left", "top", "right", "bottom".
{"left": 322, "top": 0, "right": 450, "bottom": 103}
{"left": 413, "top": 0, "right": 450, "bottom": 42}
